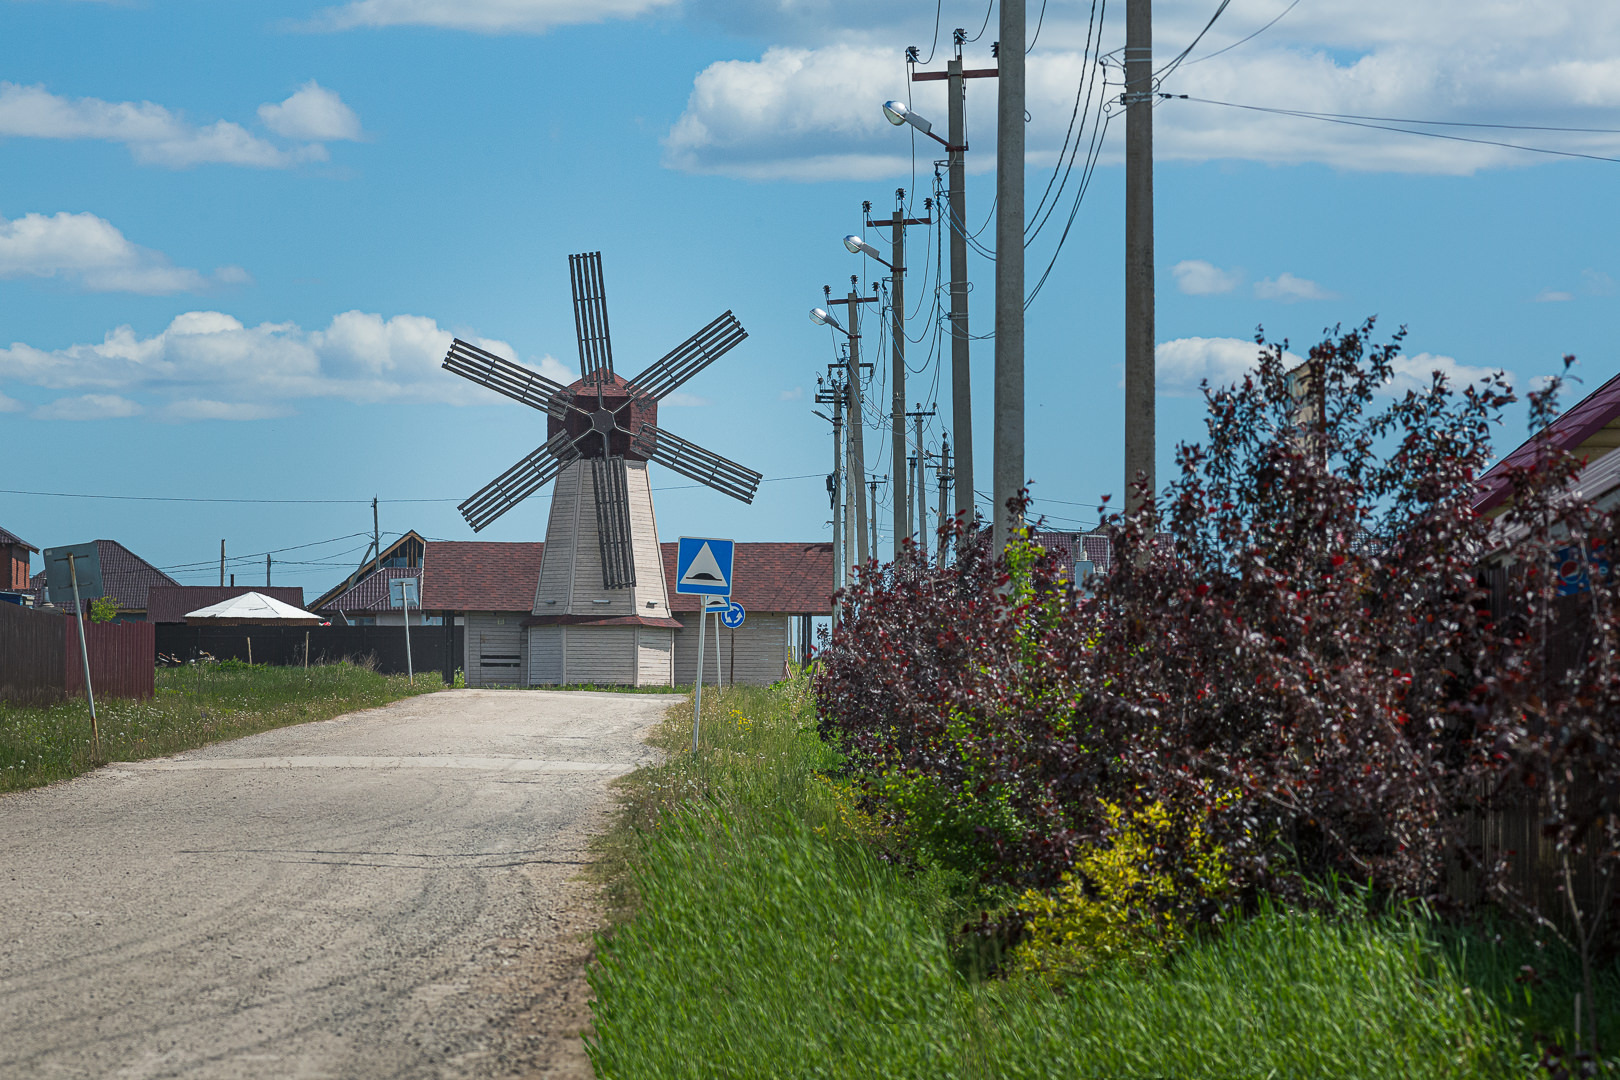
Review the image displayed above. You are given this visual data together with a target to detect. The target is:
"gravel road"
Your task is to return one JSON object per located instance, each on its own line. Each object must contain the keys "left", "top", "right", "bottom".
{"left": 0, "top": 688, "right": 675, "bottom": 1080}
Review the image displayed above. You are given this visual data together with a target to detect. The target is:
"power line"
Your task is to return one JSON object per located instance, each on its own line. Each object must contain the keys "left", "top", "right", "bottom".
{"left": 1156, "top": 0, "right": 1234, "bottom": 82}
{"left": 1, "top": 488, "right": 376, "bottom": 505}
{"left": 966, "top": 0, "right": 994, "bottom": 42}
{"left": 156, "top": 532, "right": 373, "bottom": 571}
{"left": 1178, "top": 96, "right": 1620, "bottom": 164}
{"left": 1182, "top": 0, "right": 1302, "bottom": 66}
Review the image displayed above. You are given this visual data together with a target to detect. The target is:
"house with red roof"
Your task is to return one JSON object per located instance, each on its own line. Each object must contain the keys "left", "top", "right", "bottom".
{"left": 29, "top": 539, "right": 179, "bottom": 621}
{"left": 1475, "top": 368, "right": 1620, "bottom": 517}
{"left": 405, "top": 538, "right": 830, "bottom": 688}
{"left": 0, "top": 526, "right": 38, "bottom": 606}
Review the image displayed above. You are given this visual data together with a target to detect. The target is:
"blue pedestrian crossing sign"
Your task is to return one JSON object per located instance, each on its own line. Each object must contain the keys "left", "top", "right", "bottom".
{"left": 675, "top": 536, "right": 735, "bottom": 596}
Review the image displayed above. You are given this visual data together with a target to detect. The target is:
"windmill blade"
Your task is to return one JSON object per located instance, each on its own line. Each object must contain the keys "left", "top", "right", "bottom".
{"left": 622, "top": 312, "right": 747, "bottom": 403}
{"left": 632, "top": 423, "right": 762, "bottom": 504}
{"left": 458, "top": 432, "right": 580, "bottom": 533}
{"left": 590, "top": 456, "right": 637, "bottom": 589}
{"left": 569, "top": 251, "right": 615, "bottom": 380}
{"left": 443, "top": 338, "right": 576, "bottom": 420}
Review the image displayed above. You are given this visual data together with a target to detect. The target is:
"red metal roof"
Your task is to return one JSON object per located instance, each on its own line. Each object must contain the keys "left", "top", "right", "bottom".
{"left": 318, "top": 566, "right": 421, "bottom": 614}
{"left": 147, "top": 585, "right": 307, "bottom": 624}
{"left": 662, "top": 542, "right": 833, "bottom": 614}
{"left": 29, "top": 539, "right": 179, "bottom": 613}
{"left": 420, "top": 541, "right": 546, "bottom": 612}
{"left": 1475, "top": 368, "right": 1620, "bottom": 515}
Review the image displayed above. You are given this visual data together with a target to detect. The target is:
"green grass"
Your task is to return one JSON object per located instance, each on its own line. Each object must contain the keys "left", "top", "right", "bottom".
{"left": 0, "top": 660, "right": 442, "bottom": 794}
{"left": 587, "top": 673, "right": 1618, "bottom": 1079}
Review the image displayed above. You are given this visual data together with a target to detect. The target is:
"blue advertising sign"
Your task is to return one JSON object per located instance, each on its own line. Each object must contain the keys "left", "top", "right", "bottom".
{"left": 675, "top": 536, "right": 735, "bottom": 596}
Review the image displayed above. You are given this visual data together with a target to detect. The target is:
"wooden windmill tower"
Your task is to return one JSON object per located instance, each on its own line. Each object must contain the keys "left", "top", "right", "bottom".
{"left": 442, "top": 251, "right": 761, "bottom": 685}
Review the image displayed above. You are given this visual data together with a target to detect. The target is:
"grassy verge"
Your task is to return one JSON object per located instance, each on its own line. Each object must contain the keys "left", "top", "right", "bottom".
{"left": 1, "top": 661, "right": 442, "bottom": 794}
{"left": 588, "top": 672, "right": 1618, "bottom": 1078}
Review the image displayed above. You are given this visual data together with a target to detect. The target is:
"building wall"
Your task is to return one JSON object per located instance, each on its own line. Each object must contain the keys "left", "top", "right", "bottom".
{"left": 673, "top": 612, "right": 791, "bottom": 687}
{"left": 464, "top": 611, "right": 524, "bottom": 687}
{"left": 529, "top": 625, "right": 564, "bottom": 685}
{"left": 564, "top": 626, "right": 638, "bottom": 685}
{"left": 635, "top": 626, "right": 674, "bottom": 687}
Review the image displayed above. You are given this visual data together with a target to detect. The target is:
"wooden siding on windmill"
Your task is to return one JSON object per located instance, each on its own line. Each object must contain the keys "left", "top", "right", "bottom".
{"left": 464, "top": 612, "right": 524, "bottom": 687}
{"left": 673, "top": 612, "right": 791, "bottom": 686}
{"left": 563, "top": 625, "right": 639, "bottom": 685}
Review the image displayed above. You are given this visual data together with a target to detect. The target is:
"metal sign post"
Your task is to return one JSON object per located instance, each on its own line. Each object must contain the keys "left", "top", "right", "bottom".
{"left": 706, "top": 596, "right": 728, "bottom": 692}
{"left": 676, "top": 537, "right": 737, "bottom": 751}
{"left": 44, "top": 543, "right": 104, "bottom": 762}
{"left": 390, "top": 577, "right": 419, "bottom": 685}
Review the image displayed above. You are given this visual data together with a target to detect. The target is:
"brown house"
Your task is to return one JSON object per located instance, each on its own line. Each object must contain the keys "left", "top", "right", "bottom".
{"left": 28, "top": 539, "right": 180, "bottom": 620}
{"left": 0, "top": 526, "right": 38, "bottom": 600}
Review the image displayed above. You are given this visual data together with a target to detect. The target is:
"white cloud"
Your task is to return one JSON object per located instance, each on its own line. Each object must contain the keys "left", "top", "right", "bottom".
{"left": 0, "top": 82, "right": 357, "bottom": 169}
{"left": 1535, "top": 288, "right": 1574, "bottom": 302}
{"left": 311, "top": 0, "right": 673, "bottom": 33}
{"left": 0, "top": 310, "right": 557, "bottom": 420}
{"left": 257, "top": 82, "right": 362, "bottom": 142}
{"left": 1583, "top": 270, "right": 1617, "bottom": 295}
{"left": 34, "top": 394, "right": 143, "bottom": 420}
{"left": 1254, "top": 272, "right": 1335, "bottom": 302}
{"left": 1384, "top": 352, "right": 1502, "bottom": 396}
{"left": 663, "top": 391, "right": 711, "bottom": 407}
{"left": 662, "top": 2, "right": 1620, "bottom": 179}
{"left": 779, "top": 386, "right": 804, "bottom": 401}
{"left": 1172, "top": 259, "right": 1241, "bottom": 296}
{"left": 1156, "top": 336, "right": 1278, "bottom": 396}
{"left": 0, "top": 392, "right": 21, "bottom": 413}
{"left": 1157, "top": 337, "right": 1501, "bottom": 398}
{"left": 0, "top": 211, "right": 244, "bottom": 294}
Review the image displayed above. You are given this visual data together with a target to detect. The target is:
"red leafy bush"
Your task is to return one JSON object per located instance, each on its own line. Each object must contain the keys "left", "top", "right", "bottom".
{"left": 817, "top": 321, "right": 1618, "bottom": 915}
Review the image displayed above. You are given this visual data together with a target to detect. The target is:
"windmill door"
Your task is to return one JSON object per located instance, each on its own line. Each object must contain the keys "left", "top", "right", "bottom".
{"left": 467, "top": 612, "right": 524, "bottom": 687}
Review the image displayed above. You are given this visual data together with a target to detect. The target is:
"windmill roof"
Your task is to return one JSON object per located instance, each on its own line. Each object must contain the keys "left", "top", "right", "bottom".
{"left": 148, "top": 585, "right": 306, "bottom": 624}
{"left": 1475, "top": 367, "right": 1620, "bottom": 515}
{"left": 421, "top": 542, "right": 546, "bottom": 611}
{"left": 662, "top": 542, "right": 833, "bottom": 614}
{"left": 185, "top": 591, "right": 321, "bottom": 622}
{"left": 29, "top": 539, "right": 179, "bottom": 612}
{"left": 0, "top": 526, "right": 38, "bottom": 553}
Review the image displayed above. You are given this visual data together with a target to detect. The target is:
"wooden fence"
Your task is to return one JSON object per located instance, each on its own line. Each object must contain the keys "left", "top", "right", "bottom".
{"left": 0, "top": 602, "right": 66, "bottom": 706}
{"left": 65, "top": 619, "right": 155, "bottom": 700}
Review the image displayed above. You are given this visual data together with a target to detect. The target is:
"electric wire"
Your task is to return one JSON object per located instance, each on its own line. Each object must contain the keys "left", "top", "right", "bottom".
{"left": 966, "top": 0, "right": 994, "bottom": 42}
{"left": 1155, "top": 0, "right": 1234, "bottom": 82}
{"left": 1182, "top": 0, "right": 1302, "bottom": 66}
{"left": 1179, "top": 97, "right": 1620, "bottom": 165}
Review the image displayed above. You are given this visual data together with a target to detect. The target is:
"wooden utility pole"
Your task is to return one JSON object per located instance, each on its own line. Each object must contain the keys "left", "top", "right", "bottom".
{"left": 266, "top": 554, "right": 272, "bottom": 587}
{"left": 371, "top": 497, "right": 382, "bottom": 576}
{"left": 1125, "top": 0, "right": 1156, "bottom": 513}
{"left": 828, "top": 280, "right": 879, "bottom": 567}
{"left": 219, "top": 539, "right": 225, "bottom": 587}
{"left": 913, "top": 42, "right": 996, "bottom": 531}
{"left": 994, "top": 3, "right": 1026, "bottom": 552}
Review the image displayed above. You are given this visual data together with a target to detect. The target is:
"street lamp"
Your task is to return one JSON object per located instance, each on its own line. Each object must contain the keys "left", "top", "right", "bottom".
{"left": 842, "top": 234, "right": 892, "bottom": 269}
{"left": 809, "top": 306, "right": 848, "bottom": 335}
{"left": 881, "top": 100, "right": 949, "bottom": 147}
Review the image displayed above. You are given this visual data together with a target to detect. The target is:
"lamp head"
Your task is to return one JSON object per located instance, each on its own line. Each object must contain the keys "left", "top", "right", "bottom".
{"left": 843, "top": 234, "right": 883, "bottom": 262}
{"left": 882, "top": 100, "right": 908, "bottom": 127}
{"left": 811, "top": 307, "right": 847, "bottom": 334}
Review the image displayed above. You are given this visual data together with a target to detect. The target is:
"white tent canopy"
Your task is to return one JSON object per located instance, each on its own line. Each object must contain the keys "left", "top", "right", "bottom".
{"left": 184, "top": 591, "right": 322, "bottom": 624}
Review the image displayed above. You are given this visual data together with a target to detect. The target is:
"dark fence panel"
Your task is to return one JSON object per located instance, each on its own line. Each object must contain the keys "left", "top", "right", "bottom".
{"left": 155, "top": 623, "right": 465, "bottom": 683}
{"left": 66, "top": 620, "right": 156, "bottom": 700}
{"left": 0, "top": 603, "right": 65, "bottom": 707}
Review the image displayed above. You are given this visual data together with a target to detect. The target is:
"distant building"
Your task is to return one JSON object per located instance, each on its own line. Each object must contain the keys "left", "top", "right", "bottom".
{"left": 28, "top": 539, "right": 179, "bottom": 621}
{"left": 0, "top": 526, "right": 38, "bottom": 606}
{"left": 147, "top": 585, "right": 307, "bottom": 624}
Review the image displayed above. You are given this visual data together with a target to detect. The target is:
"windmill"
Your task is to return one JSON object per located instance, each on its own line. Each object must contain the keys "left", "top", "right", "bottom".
{"left": 441, "top": 251, "right": 761, "bottom": 686}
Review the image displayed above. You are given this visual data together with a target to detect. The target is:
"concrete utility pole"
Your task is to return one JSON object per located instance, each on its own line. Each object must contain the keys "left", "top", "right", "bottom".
{"left": 829, "top": 279, "right": 879, "bottom": 568}
{"left": 868, "top": 476, "right": 883, "bottom": 558}
{"left": 994, "top": 2, "right": 1026, "bottom": 553}
{"left": 937, "top": 435, "right": 953, "bottom": 563}
{"left": 266, "top": 555, "right": 272, "bottom": 587}
{"left": 912, "top": 40, "right": 996, "bottom": 530}
{"left": 889, "top": 197, "right": 908, "bottom": 563}
{"left": 906, "top": 404, "right": 936, "bottom": 558}
{"left": 1125, "top": 0, "right": 1156, "bottom": 514}
{"left": 815, "top": 375, "right": 846, "bottom": 625}
{"left": 219, "top": 539, "right": 225, "bottom": 587}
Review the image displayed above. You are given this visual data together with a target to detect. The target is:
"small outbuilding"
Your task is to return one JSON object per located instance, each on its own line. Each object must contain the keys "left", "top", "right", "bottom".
{"left": 184, "top": 591, "right": 323, "bottom": 626}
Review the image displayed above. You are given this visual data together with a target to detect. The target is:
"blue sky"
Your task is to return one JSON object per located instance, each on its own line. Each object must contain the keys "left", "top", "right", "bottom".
{"left": 4, "top": 0, "right": 1618, "bottom": 592}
